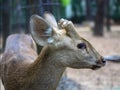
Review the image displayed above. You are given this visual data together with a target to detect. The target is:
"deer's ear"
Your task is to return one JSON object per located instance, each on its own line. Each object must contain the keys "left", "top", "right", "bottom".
{"left": 30, "top": 15, "right": 54, "bottom": 46}
{"left": 44, "top": 12, "right": 58, "bottom": 28}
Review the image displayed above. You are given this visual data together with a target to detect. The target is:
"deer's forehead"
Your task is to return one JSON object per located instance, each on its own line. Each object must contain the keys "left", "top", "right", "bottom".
{"left": 53, "top": 36, "right": 71, "bottom": 47}
{"left": 52, "top": 32, "right": 91, "bottom": 48}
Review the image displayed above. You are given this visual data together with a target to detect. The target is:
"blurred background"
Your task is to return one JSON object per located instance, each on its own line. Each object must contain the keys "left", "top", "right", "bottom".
{"left": 0, "top": 0, "right": 120, "bottom": 52}
{"left": 0, "top": 0, "right": 120, "bottom": 90}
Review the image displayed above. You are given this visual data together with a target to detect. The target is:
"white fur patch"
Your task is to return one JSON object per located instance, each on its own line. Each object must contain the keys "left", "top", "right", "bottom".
{"left": 45, "top": 27, "right": 52, "bottom": 36}
{"left": 47, "top": 37, "right": 54, "bottom": 44}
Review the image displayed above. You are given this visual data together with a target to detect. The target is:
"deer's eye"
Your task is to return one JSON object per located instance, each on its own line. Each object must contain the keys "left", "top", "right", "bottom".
{"left": 77, "top": 43, "right": 86, "bottom": 49}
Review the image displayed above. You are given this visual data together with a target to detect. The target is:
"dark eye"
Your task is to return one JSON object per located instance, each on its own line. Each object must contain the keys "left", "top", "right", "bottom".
{"left": 77, "top": 43, "right": 86, "bottom": 49}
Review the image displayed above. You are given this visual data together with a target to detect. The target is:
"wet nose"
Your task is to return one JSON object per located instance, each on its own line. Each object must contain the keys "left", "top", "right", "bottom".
{"left": 101, "top": 58, "right": 106, "bottom": 65}
{"left": 97, "top": 57, "right": 106, "bottom": 65}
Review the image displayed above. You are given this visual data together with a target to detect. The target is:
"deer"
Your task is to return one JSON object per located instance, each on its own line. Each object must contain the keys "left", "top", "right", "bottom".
{"left": 0, "top": 13, "right": 106, "bottom": 90}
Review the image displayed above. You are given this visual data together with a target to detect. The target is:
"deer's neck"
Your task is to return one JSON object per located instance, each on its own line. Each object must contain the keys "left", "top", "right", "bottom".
{"left": 26, "top": 46, "right": 66, "bottom": 90}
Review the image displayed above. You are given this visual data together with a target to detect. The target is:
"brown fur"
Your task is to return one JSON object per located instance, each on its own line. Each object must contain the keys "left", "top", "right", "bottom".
{"left": 0, "top": 14, "right": 105, "bottom": 90}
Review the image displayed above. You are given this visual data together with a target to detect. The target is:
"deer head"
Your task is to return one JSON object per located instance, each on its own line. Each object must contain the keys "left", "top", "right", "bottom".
{"left": 30, "top": 13, "right": 106, "bottom": 70}
{"left": 0, "top": 13, "right": 106, "bottom": 90}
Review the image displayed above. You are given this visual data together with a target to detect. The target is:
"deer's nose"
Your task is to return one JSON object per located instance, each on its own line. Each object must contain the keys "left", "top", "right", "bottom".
{"left": 97, "top": 57, "right": 106, "bottom": 66}
{"left": 102, "top": 59, "right": 106, "bottom": 64}
{"left": 101, "top": 58, "right": 106, "bottom": 65}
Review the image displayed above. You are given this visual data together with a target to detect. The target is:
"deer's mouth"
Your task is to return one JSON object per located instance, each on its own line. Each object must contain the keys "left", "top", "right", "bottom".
{"left": 91, "top": 65, "right": 102, "bottom": 70}
{"left": 92, "top": 58, "right": 106, "bottom": 70}
{"left": 91, "top": 63, "right": 105, "bottom": 70}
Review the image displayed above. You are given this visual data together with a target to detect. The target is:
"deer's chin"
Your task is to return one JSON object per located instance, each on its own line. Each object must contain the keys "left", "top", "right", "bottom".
{"left": 91, "top": 63, "right": 105, "bottom": 70}
{"left": 91, "top": 65, "right": 102, "bottom": 70}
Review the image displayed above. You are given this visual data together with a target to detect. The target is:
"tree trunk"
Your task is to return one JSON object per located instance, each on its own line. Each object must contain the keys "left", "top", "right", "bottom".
{"left": 93, "top": 0, "right": 105, "bottom": 36}
{"left": 105, "top": 0, "right": 111, "bottom": 31}
{"left": 1, "top": 0, "right": 10, "bottom": 51}
{"left": 86, "top": 0, "right": 92, "bottom": 21}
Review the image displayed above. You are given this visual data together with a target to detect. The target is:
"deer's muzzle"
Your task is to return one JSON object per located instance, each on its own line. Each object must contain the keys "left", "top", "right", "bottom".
{"left": 92, "top": 58, "right": 106, "bottom": 70}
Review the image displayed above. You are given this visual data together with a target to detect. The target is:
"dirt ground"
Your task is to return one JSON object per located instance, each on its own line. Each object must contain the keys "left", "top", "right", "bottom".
{"left": 0, "top": 25, "right": 120, "bottom": 90}
{"left": 66, "top": 25, "right": 120, "bottom": 90}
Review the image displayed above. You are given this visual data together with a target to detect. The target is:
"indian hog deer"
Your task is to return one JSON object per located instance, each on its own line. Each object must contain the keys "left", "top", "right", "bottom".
{"left": 0, "top": 13, "right": 106, "bottom": 90}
